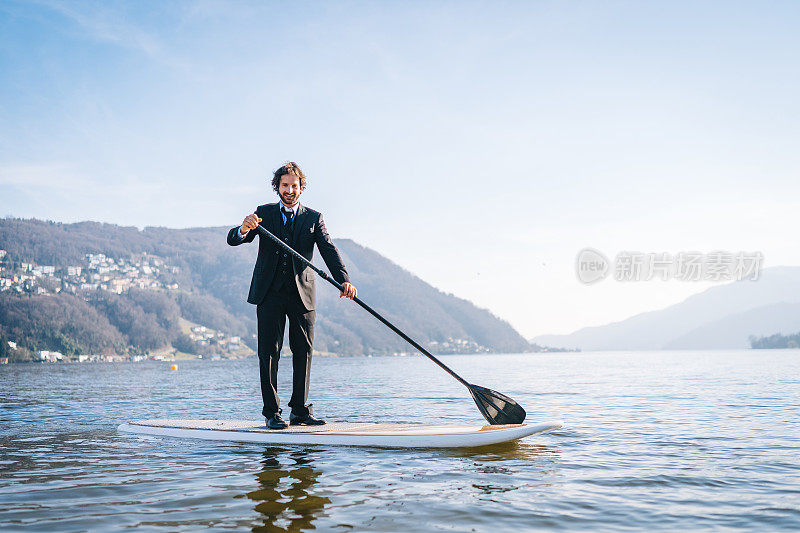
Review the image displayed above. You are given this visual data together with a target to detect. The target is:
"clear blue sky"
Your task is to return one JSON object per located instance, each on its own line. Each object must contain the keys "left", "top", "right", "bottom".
{"left": 2, "top": 1, "right": 799, "bottom": 337}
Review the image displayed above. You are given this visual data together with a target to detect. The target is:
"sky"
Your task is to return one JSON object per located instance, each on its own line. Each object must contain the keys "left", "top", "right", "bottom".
{"left": 1, "top": 1, "right": 799, "bottom": 338}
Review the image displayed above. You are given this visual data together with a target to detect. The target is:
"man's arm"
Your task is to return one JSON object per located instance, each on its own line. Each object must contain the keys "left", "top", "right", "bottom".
{"left": 314, "top": 213, "right": 350, "bottom": 285}
{"left": 226, "top": 213, "right": 261, "bottom": 246}
{"left": 227, "top": 226, "right": 254, "bottom": 246}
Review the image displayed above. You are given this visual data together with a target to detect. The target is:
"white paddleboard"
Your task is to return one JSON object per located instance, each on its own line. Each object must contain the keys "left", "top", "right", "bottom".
{"left": 118, "top": 419, "right": 563, "bottom": 448}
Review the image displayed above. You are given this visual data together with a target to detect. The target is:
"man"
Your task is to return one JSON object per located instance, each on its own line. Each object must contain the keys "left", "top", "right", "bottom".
{"left": 227, "top": 162, "right": 357, "bottom": 429}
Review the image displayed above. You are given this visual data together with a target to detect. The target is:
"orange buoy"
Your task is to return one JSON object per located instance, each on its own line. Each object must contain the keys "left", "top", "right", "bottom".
{"left": 170, "top": 364, "right": 178, "bottom": 370}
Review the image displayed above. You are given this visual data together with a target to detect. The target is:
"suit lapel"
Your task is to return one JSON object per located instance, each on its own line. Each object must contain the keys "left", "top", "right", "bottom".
{"left": 270, "top": 203, "right": 282, "bottom": 233}
{"left": 291, "top": 204, "right": 307, "bottom": 245}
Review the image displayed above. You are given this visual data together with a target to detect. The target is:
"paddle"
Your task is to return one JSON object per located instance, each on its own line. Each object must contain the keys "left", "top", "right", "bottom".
{"left": 254, "top": 224, "right": 527, "bottom": 425}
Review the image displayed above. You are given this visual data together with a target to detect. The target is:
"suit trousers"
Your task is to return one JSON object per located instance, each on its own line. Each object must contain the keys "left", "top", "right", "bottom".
{"left": 256, "top": 284, "right": 315, "bottom": 418}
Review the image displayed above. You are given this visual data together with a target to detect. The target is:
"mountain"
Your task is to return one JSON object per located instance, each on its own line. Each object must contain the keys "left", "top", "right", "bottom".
{"left": 533, "top": 266, "right": 800, "bottom": 350}
{"left": 0, "top": 217, "right": 534, "bottom": 357}
{"left": 664, "top": 302, "right": 800, "bottom": 349}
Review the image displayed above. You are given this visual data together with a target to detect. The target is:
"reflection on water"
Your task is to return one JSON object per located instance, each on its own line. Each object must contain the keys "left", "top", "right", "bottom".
{"left": 447, "top": 440, "right": 561, "bottom": 462}
{"left": 448, "top": 442, "right": 562, "bottom": 496}
{"left": 1, "top": 351, "right": 799, "bottom": 530}
{"left": 232, "top": 441, "right": 563, "bottom": 531}
{"left": 238, "top": 447, "right": 330, "bottom": 533}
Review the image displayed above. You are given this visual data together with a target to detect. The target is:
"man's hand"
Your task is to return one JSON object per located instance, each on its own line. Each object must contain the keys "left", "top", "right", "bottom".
{"left": 240, "top": 213, "right": 262, "bottom": 235}
{"left": 340, "top": 282, "right": 357, "bottom": 300}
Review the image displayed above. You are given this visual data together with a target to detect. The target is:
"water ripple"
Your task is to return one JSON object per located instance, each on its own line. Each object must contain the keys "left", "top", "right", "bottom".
{"left": 1, "top": 350, "right": 799, "bottom": 531}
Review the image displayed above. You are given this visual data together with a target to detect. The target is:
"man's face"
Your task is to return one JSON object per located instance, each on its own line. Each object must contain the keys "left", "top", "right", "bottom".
{"left": 278, "top": 175, "right": 302, "bottom": 206}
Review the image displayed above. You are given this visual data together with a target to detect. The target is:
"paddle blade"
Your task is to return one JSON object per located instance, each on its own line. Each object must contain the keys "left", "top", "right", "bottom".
{"left": 468, "top": 385, "right": 527, "bottom": 425}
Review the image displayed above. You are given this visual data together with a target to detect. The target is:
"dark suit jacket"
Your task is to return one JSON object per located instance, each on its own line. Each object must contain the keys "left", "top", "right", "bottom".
{"left": 227, "top": 202, "right": 350, "bottom": 310}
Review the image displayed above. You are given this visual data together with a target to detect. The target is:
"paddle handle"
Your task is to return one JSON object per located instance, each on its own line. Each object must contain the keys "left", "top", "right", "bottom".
{"left": 254, "top": 224, "right": 470, "bottom": 387}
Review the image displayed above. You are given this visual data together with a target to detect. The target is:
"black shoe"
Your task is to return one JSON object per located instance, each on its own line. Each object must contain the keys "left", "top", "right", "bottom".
{"left": 266, "top": 413, "right": 288, "bottom": 430}
{"left": 290, "top": 412, "right": 326, "bottom": 426}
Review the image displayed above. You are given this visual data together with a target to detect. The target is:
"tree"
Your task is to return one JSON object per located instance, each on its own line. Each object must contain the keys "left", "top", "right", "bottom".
{"left": 173, "top": 333, "right": 200, "bottom": 355}
{"left": 0, "top": 330, "right": 7, "bottom": 358}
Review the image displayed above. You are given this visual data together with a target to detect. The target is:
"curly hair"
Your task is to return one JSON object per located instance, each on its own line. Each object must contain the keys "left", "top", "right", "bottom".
{"left": 271, "top": 162, "right": 307, "bottom": 192}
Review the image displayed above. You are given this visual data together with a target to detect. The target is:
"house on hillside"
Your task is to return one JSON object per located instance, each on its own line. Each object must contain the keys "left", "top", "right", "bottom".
{"left": 38, "top": 350, "right": 63, "bottom": 362}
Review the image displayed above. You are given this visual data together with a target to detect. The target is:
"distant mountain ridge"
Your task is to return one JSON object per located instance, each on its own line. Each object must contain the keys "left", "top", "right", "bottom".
{"left": 533, "top": 266, "right": 800, "bottom": 350}
{"left": 0, "top": 217, "right": 535, "bottom": 357}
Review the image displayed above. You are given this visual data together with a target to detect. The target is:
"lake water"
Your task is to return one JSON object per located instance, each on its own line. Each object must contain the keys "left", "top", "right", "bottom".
{"left": 1, "top": 350, "right": 799, "bottom": 531}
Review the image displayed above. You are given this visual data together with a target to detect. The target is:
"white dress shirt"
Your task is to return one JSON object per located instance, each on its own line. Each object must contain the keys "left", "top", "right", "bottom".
{"left": 238, "top": 203, "right": 299, "bottom": 238}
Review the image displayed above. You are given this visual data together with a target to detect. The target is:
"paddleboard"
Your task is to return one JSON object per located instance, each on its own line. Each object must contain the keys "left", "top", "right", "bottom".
{"left": 118, "top": 419, "right": 563, "bottom": 448}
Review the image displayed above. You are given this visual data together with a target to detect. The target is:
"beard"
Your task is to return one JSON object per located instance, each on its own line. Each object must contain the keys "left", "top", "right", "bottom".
{"left": 280, "top": 192, "right": 299, "bottom": 206}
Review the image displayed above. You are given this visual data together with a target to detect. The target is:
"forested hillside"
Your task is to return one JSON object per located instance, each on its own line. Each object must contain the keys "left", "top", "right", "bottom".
{"left": 750, "top": 331, "right": 800, "bottom": 349}
{"left": 0, "top": 218, "right": 537, "bottom": 359}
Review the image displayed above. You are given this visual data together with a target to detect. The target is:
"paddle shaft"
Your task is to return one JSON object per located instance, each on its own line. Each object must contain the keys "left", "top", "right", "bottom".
{"left": 254, "top": 224, "right": 471, "bottom": 388}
